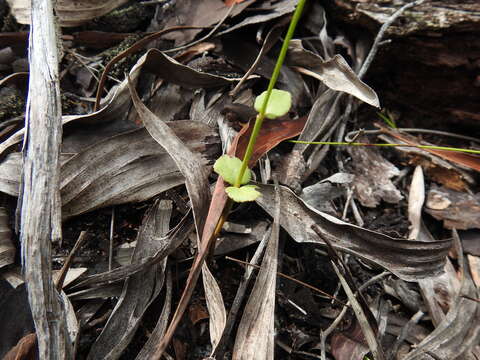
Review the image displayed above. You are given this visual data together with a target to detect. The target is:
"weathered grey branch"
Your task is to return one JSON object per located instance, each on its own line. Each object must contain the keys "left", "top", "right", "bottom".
{"left": 19, "top": 0, "right": 72, "bottom": 358}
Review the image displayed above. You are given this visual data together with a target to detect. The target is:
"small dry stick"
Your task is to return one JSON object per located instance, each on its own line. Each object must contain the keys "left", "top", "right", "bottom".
{"left": 226, "top": 256, "right": 350, "bottom": 307}
{"left": 55, "top": 231, "right": 90, "bottom": 291}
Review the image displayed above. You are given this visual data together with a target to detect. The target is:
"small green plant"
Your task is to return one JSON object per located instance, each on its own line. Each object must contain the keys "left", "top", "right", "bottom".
{"left": 214, "top": 154, "right": 261, "bottom": 202}
{"left": 213, "top": 0, "right": 304, "bottom": 202}
{"left": 213, "top": 89, "right": 293, "bottom": 201}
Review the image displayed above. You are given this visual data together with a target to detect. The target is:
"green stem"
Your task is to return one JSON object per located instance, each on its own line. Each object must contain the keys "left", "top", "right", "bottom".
{"left": 288, "top": 140, "right": 480, "bottom": 155}
{"left": 234, "top": 0, "right": 307, "bottom": 187}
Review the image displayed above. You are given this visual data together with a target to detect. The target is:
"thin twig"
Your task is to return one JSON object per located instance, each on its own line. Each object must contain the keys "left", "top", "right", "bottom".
{"left": 226, "top": 256, "right": 349, "bottom": 307}
{"left": 358, "top": 0, "right": 426, "bottom": 79}
{"left": 388, "top": 310, "right": 424, "bottom": 360}
{"left": 289, "top": 140, "right": 480, "bottom": 155}
{"left": 320, "top": 271, "right": 389, "bottom": 360}
{"left": 55, "top": 231, "right": 90, "bottom": 291}
{"left": 229, "top": 17, "right": 290, "bottom": 97}
{"left": 345, "top": 128, "right": 480, "bottom": 144}
{"left": 66, "top": 48, "right": 100, "bottom": 83}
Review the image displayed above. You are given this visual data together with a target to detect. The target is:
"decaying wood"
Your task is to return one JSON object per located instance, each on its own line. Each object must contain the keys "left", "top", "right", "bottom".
{"left": 18, "top": 0, "right": 72, "bottom": 358}
{"left": 326, "top": 0, "right": 480, "bottom": 127}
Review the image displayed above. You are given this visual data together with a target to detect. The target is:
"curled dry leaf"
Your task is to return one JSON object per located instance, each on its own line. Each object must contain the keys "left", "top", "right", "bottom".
{"left": 2, "top": 333, "right": 37, "bottom": 360}
{"left": 6, "top": 0, "right": 129, "bottom": 27}
{"left": 141, "top": 49, "right": 239, "bottom": 89}
{"left": 287, "top": 40, "right": 380, "bottom": 108}
{"left": 256, "top": 184, "right": 452, "bottom": 281}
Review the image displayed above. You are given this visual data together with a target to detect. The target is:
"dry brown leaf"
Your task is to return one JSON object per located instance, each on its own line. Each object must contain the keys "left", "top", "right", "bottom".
{"left": 3, "top": 333, "right": 37, "bottom": 360}
{"left": 235, "top": 116, "right": 307, "bottom": 168}
{"left": 287, "top": 40, "right": 380, "bottom": 107}
{"left": 256, "top": 184, "right": 452, "bottom": 281}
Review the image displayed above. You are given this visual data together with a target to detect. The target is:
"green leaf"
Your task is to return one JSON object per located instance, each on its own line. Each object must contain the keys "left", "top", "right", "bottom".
{"left": 213, "top": 155, "right": 251, "bottom": 186}
{"left": 254, "top": 89, "right": 292, "bottom": 119}
{"left": 225, "top": 185, "right": 261, "bottom": 202}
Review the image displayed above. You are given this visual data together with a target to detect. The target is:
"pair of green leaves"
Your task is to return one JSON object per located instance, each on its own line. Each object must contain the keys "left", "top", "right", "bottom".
{"left": 213, "top": 155, "right": 260, "bottom": 202}
{"left": 214, "top": 89, "right": 292, "bottom": 202}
